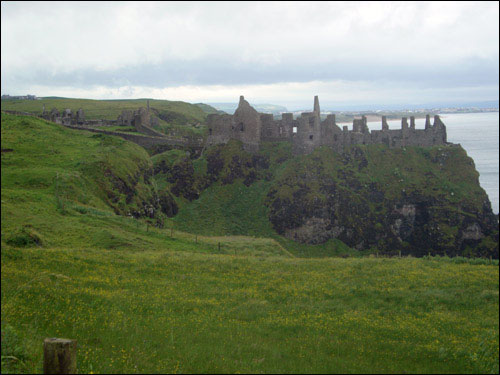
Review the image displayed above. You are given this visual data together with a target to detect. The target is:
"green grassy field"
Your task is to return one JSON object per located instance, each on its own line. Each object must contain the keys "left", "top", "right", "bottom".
{"left": 1, "top": 113, "right": 499, "bottom": 373}
{"left": 0, "top": 97, "right": 209, "bottom": 122}
{"left": 1, "top": 97, "right": 213, "bottom": 138}
{"left": 2, "top": 247, "right": 498, "bottom": 374}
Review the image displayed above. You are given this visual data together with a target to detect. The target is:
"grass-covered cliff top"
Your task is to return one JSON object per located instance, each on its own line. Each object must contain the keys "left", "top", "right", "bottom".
{"left": 0, "top": 97, "right": 216, "bottom": 123}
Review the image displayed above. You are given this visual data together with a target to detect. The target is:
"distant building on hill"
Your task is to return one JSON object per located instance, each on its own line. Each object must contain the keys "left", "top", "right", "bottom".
{"left": 1, "top": 94, "right": 38, "bottom": 100}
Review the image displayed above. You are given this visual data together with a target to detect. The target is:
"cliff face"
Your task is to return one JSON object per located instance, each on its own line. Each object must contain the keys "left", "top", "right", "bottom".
{"left": 157, "top": 139, "right": 498, "bottom": 258}
{"left": 265, "top": 144, "right": 498, "bottom": 257}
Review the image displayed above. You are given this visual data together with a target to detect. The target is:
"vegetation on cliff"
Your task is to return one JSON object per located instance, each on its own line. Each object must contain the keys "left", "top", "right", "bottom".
{"left": 157, "top": 140, "right": 498, "bottom": 258}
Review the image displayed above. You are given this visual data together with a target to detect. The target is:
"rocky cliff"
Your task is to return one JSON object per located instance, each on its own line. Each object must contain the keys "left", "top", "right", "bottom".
{"left": 159, "top": 140, "right": 498, "bottom": 258}
{"left": 265, "top": 144, "right": 498, "bottom": 257}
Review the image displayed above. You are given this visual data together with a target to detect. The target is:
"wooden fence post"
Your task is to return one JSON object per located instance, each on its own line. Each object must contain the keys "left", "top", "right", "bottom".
{"left": 43, "top": 338, "right": 77, "bottom": 374}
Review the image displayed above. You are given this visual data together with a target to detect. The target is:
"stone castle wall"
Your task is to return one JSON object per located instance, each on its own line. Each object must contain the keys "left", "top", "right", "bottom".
{"left": 206, "top": 96, "right": 448, "bottom": 154}
{"left": 206, "top": 96, "right": 262, "bottom": 152}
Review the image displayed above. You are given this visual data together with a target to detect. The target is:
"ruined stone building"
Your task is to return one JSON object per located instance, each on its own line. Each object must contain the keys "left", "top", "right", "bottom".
{"left": 206, "top": 96, "right": 448, "bottom": 154}
{"left": 40, "top": 100, "right": 162, "bottom": 137}
{"left": 116, "top": 104, "right": 161, "bottom": 137}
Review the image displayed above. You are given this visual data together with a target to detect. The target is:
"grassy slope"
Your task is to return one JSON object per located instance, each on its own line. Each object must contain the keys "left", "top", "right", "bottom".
{"left": 0, "top": 113, "right": 283, "bottom": 255}
{"left": 0, "top": 98, "right": 208, "bottom": 122}
{"left": 1, "top": 114, "right": 499, "bottom": 373}
{"left": 0, "top": 97, "right": 212, "bottom": 138}
{"left": 152, "top": 142, "right": 358, "bottom": 258}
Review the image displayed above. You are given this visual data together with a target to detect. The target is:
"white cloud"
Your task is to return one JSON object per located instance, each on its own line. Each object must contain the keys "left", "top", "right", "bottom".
{"left": 2, "top": 2, "right": 498, "bottom": 71}
{"left": 1, "top": 1, "right": 498, "bottom": 103}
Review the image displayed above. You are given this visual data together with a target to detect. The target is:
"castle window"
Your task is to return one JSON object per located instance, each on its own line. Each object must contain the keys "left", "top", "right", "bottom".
{"left": 293, "top": 126, "right": 297, "bottom": 134}
{"left": 209, "top": 128, "right": 212, "bottom": 135}
{"left": 309, "top": 117, "right": 314, "bottom": 127}
{"left": 309, "top": 135, "right": 313, "bottom": 140}
{"left": 279, "top": 127, "right": 283, "bottom": 135}
{"left": 239, "top": 122, "right": 245, "bottom": 132}
{"left": 334, "top": 135, "right": 338, "bottom": 141}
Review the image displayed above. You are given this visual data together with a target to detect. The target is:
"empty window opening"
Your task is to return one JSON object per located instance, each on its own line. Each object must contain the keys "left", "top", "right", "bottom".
{"left": 279, "top": 127, "right": 283, "bottom": 135}
{"left": 293, "top": 126, "right": 297, "bottom": 134}
{"left": 309, "top": 135, "right": 314, "bottom": 140}
{"left": 209, "top": 128, "right": 212, "bottom": 135}
{"left": 239, "top": 122, "right": 245, "bottom": 132}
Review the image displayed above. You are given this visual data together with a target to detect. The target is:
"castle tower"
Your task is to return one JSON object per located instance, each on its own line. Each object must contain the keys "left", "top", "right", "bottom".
{"left": 313, "top": 95, "right": 320, "bottom": 116}
{"left": 425, "top": 114, "right": 431, "bottom": 130}
{"left": 433, "top": 115, "right": 443, "bottom": 127}
{"left": 233, "top": 95, "right": 261, "bottom": 152}
{"left": 401, "top": 117, "right": 408, "bottom": 130}
{"left": 361, "top": 115, "right": 369, "bottom": 133}
{"left": 433, "top": 115, "right": 447, "bottom": 143}
{"left": 410, "top": 116, "right": 415, "bottom": 130}
{"left": 382, "top": 116, "right": 389, "bottom": 131}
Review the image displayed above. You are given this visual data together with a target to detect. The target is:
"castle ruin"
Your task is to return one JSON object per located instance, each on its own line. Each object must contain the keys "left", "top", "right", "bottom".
{"left": 206, "top": 96, "right": 448, "bottom": 154}
{"left": 40, "top": 100, "right": 162, "bottom": 136}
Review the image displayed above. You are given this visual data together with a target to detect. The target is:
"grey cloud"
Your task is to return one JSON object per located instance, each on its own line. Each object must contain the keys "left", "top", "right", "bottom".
{"left": 3, "top": 57, "right": 498, "bottom": 91}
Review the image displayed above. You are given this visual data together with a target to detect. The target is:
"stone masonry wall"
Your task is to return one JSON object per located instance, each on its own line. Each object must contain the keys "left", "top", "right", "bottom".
{"left": 206, "top": 96, "right": 449, "bottom": 154}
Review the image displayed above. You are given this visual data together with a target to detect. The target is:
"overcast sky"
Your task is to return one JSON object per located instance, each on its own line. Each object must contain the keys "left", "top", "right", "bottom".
{"left": 1, "top": 1, "right": 499, "bottom": 109}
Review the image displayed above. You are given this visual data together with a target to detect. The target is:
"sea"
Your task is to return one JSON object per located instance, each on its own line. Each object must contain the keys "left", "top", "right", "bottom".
{"left": 363, "top": 112, "right": 499, "bottom": 214}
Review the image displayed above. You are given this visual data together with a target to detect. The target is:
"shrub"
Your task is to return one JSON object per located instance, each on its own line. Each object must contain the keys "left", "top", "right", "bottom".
{"left": 5, "top": 227, "right": 43, "bottom": 248}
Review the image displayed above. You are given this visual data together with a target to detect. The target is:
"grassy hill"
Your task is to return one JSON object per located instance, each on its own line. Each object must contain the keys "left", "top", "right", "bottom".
{"left": 0, "top": 97, "right": 220, "bottom": 138}
{"left": 1, "top": 113, "right": 499, "bottom": 373}
{"left": 0, "top": 97, "right": 208, "bottom": 122}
